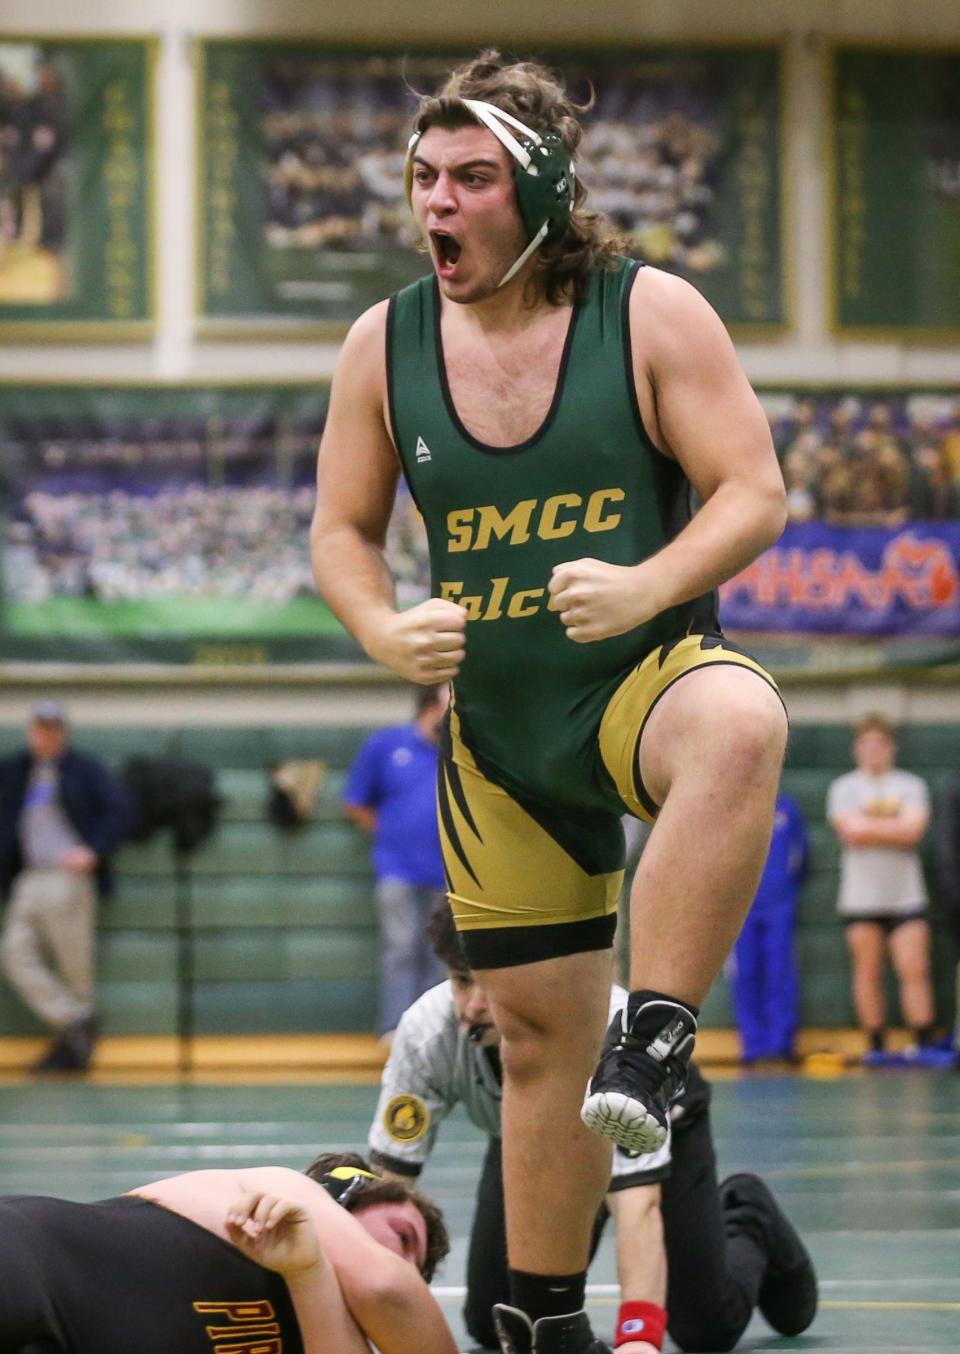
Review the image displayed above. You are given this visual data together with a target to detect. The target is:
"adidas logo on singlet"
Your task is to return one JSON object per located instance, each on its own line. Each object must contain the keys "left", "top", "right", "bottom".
{"left": 415, "top": 436, "right": 432, "bottom": 464}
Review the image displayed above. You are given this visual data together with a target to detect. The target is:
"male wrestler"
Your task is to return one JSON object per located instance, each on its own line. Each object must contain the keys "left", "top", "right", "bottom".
{"left": 311, "top": 49, "right": 787, "bottom": 1354}
{"left": 367, "top": 902, "right": 817, "bottom": 1352}
{"left": 1, "top": 1152, "right": 455, "bottom": 1354}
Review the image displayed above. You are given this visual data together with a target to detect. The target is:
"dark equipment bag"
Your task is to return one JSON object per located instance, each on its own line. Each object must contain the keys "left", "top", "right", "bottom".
{"left": 123, "top": 755, "right": 220, "bottom": 856}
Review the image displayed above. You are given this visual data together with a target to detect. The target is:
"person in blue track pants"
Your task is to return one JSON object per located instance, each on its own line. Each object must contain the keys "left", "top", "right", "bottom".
{"left": 729, "top": 793, "right": 809, "bottom": 1064}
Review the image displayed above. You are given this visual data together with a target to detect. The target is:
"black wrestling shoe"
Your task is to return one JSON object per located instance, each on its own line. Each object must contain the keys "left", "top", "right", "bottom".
{"left": 580, "top": 999, "right": 697, "bottom": 1154}
{"left": 719, "top": 1173, "right": 818, "bottom": 1337}
{"left": 493, "top": 1305, "right": 611, "bottom": 1354}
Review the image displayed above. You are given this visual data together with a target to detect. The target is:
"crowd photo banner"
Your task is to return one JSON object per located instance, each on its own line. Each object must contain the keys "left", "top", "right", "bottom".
{"left": 7, "top": 385, "right": 956, "bottom": 672}
{"left": 0, "top": 36, "right": 154, "bottom": 338}
{"left": 830, "top": 45, "right": 960, "bottom": 337}
{"left": 0, "top": 383, "right": 425, "bottom": 664}
{"left": 721, "top": 389, "right": 960, "bottom": 669}
{"left": 197, "top": 42, "right": 784, "bottom": 336}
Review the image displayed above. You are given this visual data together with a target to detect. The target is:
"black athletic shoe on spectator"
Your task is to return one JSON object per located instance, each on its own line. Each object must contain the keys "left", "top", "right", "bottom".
{"left": 33, "top": 1014, "right": 99, "bottom": 1074}
{"left": 719, "top": 1173, "right": 818, "bottom": 1337}
{"left": 31, "top": 1031, "right": 84, "bottom": 1074}
{"left": 64, "top": 1014, "right": 99, "bottom": 1071}
{"left": 581, "top": 999, "right": 697, "bottom": 1154}
{"left": 493, "top": 1305, "right": 611, "bottom": 1354}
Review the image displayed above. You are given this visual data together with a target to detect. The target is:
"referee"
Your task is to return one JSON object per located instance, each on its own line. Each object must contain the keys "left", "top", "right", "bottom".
{"left": 367, "top": 902, "right": 817, "bottom": 1353}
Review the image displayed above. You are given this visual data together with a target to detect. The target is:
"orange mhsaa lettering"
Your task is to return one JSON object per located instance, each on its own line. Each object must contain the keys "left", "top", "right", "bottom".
{"left": 723, "top": 533, "right": 960, "bottom": 613}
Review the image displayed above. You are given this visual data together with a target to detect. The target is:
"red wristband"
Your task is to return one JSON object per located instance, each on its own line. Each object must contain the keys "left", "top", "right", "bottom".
{"left": 614, "top": 1301, "right": 667, "bottom": 1349}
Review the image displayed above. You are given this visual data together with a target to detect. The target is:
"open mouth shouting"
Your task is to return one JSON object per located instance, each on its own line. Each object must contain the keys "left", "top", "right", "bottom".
{"left": 430, "top": 229, "right": 463, "bottom": 279}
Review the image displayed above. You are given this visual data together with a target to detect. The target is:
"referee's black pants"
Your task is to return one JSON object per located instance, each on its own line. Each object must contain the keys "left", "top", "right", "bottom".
{"left": 464, "top": 1106, "right": 769, "bottom": 1352}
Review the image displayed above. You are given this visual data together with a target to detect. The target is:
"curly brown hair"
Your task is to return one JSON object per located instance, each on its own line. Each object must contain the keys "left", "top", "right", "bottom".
{"left": 412, "top": 49, "right": 628, "bottom": 304}
{"left": 426, "top": 895, "right": 470, "bottom": 976}
{"left": 303, "top": 1150, "right": 449, "bottom": 1281}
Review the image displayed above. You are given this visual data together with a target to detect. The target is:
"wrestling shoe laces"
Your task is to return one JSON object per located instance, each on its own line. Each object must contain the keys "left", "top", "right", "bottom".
{"left": 493, "top": 1305, "right": 612, "bottom": 1354}
{"left": 580, "top": 1000, "right": 697, "bottom": 1155}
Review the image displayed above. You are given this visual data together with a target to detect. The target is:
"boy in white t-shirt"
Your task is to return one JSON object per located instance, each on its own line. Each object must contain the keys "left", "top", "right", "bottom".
{"left": 827, "top": 713, "right": 936, "bottom": 1065}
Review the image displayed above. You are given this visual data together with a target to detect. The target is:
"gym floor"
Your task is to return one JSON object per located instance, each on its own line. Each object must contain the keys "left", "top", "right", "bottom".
{"left": 0, "top": 1067, "right": 957, "bottom": 1353}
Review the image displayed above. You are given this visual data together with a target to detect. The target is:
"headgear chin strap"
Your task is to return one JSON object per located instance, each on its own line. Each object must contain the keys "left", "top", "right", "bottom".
{"left": 405, "top": 97, "right": 575, "bottom": 288}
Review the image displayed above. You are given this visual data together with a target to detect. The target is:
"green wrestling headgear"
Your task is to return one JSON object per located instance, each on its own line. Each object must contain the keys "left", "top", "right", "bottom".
{"left": 405, "top": 97, "right": 576, "bottom": 287}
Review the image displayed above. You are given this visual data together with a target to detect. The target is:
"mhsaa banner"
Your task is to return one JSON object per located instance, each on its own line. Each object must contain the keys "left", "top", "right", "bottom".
{"left": 720, "top": 523, "right": 960, "bottom": 636}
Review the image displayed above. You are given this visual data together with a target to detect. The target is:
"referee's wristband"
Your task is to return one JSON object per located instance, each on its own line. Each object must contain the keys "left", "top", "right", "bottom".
{"left": 614, "top": 1301, "right": 667, "bottom": 1349}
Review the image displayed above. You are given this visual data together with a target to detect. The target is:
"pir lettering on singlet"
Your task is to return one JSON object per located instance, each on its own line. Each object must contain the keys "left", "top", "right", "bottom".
{"left": 193, "top": 1299, "right": 284, "bottom": 1354}
{"left": 439, "top": 488, "right": 625, "bottom": 621}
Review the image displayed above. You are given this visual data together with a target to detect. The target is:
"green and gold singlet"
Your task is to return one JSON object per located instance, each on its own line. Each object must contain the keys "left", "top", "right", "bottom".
{"left": 387, "top": 259, "right": 776, "bottom": 960}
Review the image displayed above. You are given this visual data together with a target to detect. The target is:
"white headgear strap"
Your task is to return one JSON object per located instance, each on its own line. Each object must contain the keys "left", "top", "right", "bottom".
{"left": 460, "top": 100, "right": 549, "bottom": 287}
{"left": 460, "top": 99, "right": 543, "bottom": 171}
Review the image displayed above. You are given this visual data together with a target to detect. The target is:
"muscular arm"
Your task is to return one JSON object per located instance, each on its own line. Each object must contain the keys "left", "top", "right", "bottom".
{"left": 224, "top": 1186, "right": 371, "bottom": 1354}
{"left": 832, "top": 806, "right": 930, "bottom": 849}
{"left": 609, "top": 1182, "right": 666, "bottom": 1304}
{"left": 636, "top": 269, "right": 787, "bottom": 599}
{"left": 607, "top": 1183, "right": 667, "bottom": 1354}
{"left": 237, "top": 1170, "right": 458, "bottom": 1354}
{"left": 311, "top": 303, "right": 401, "bottom": 647}
{"left": 550, "top": 268, "right": 785, "bottom": 642}
{"left": 132, "top": 1168, "right": 458, "bottom": 1354}
{"left": 310, "top": 303, "right": 466, "bottom": 682}
{"left": 322, "top": 1229, "right": 458, "bottom": 1354}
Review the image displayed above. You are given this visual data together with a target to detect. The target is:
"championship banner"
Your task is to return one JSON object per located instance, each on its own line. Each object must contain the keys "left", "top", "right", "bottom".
{"left": 0, "top": 37, "right": 154, "bottom": 338}
{"left": 197, "top": 43, "right": 784, "bottom": 335}
{"left": 830, "top": 46, "right": 960, "bottom": 336}
{"left": 720, "top": 522, "right": 960, "bottom": 637}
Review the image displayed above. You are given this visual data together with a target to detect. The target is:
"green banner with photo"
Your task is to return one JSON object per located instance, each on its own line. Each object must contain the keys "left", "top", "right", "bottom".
{"left": 831, "top": 47, "right": 960, "bottom": 337}
{"left": 0, "top": 37, "right": 154, "bottom": 337}
{"left": 197, "top": 43, "right": 784, "bottom": 334}
{"left": 4, "top": 382, "right": 959, "bottom": 676}
{"left": 0, "top": 384, "right": 348, "bottom": 663}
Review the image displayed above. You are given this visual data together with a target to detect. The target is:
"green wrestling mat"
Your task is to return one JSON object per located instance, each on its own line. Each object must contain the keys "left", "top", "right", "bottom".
{"left": 0, "top": 1070, "right": 957, "bottom": 1351}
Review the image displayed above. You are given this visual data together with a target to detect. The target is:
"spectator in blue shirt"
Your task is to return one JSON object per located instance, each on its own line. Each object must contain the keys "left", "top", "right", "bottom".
{"left": 729, "top": 793, "right": 809, "bottom": 1064}
{"left": 343, "top": 686, "right": 449, "bottom": 1041}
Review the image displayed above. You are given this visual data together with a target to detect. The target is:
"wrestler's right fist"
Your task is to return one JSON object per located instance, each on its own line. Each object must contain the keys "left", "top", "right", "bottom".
{"left": 367, "top": 597, "right": 466, "bottom": 683}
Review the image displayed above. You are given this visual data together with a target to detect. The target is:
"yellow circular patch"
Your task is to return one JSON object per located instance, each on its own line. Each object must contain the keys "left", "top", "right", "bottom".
{"left": 384, "top": 1094, "right": 430, "bottom": 1143}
